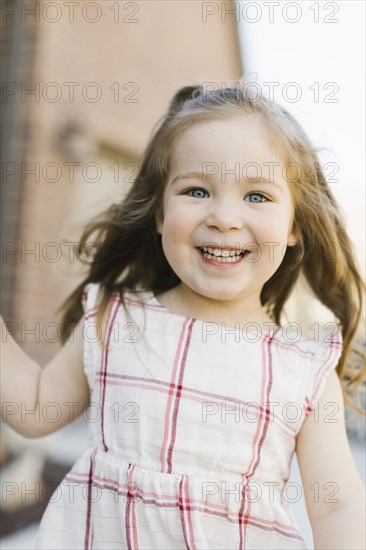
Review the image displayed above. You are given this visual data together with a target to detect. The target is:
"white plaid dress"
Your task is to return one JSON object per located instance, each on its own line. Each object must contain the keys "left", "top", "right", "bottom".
{"left": 33, "top": 282, "right": 343, "bottom": 549}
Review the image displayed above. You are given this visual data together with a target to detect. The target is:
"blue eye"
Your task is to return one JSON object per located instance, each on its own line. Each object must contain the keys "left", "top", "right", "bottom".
{"left": 246, "top": 192, "right": 267, "bottom": 203}
{"left": 186, "top": 188, "right": 209, "bottom": 198}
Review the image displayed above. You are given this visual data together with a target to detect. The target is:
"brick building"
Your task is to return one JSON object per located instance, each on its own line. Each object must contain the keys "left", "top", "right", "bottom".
{"left": 1, "top": 0, "right": 242, "bottom": 364}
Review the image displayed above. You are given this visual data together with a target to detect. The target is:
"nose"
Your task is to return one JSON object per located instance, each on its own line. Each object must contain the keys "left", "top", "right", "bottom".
{"left": 205, "top": 197, "right": 244, "bottom": 232}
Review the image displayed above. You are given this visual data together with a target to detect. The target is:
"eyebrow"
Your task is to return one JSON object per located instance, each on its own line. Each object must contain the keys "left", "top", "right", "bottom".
{"left": 170, "top": 171, "right": 284, "bottom": 191}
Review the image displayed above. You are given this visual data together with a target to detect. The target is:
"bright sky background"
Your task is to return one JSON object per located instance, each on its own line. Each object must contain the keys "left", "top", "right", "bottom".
{"left": 237, "top": 0, "right": 365, "bottom": 273}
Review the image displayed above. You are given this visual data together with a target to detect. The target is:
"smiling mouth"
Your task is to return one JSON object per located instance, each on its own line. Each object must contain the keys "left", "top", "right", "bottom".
{"left": 197, "top": 246, "right": 250, "bottom": 263}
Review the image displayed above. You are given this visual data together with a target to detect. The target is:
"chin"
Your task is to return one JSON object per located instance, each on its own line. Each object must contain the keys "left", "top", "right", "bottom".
{"left": 193, "top": 286, "right": 242, "bottom": 302}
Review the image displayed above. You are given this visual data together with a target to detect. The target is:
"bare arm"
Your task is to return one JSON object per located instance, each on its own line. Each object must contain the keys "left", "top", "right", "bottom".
{"left": 1, "top": 315, "right": 90, "bottom": 438}
{"left": 296, "top": 370, "right": 365, "bottom": 549}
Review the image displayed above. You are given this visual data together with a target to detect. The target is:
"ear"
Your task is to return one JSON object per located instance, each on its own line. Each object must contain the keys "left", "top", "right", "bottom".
{"left": 287, "top": 221, "right": 299, "bottom": 247}
{"left": 155, "top": 210, "right": 162, "bottom": 235}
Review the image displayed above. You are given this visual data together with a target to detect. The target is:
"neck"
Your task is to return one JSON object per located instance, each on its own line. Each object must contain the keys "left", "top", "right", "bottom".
{"left": 157, "top": 283, "right": 275, "bottom": 329}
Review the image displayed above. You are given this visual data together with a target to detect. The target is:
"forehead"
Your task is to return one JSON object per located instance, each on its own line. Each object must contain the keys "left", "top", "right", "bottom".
{"left": 169, "top": 115, "right": 288, "bottom": 178}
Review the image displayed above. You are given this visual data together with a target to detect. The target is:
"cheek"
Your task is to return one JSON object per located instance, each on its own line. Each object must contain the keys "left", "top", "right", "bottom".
{"left": 250, "top": 213, "right": 288, "bottom": 238}
{"left": 162, "top": 202, "right": 193, "bottom": 236}
{"left": 160, "top": 209, "right": 194, "bottom": 264}
{"left": 248, "top": 212, "right": 294, "bottom": 259}
{"left": 160, "top": 212, "right": 182, "bottom": 245}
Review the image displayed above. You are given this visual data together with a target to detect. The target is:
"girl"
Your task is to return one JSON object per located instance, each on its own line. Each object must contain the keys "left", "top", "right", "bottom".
{"left": 1, "top": 83, "right": 365, "bottom": 549}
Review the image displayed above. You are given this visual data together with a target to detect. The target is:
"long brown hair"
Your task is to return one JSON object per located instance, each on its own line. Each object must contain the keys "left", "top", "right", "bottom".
{"left": 57, "top": 82, "right": 365, "bottom": 411}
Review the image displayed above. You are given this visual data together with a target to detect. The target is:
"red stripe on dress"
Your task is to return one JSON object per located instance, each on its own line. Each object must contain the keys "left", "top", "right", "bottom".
{"left": 160, "top": 318, "right": 194, "bottom": 472}
{"left": 309, "top": 341, "right": 340, "bottom": 406}
{"left": 71, "top": 478, "right": 304, "bottom": 541}
{"left": 125, "top": 463, "right": 139, "bottom": 550}
{"left": 112, "top": 292, "right": 332, "bottom": 367}
{"left": 68, "top": 468, "right": 298, "bottom": 533}
{"left": 84, "top": 448, "right": 97, "bottom": 550}
{"left": 99, "top": 295, "right": 120, "bottom": 452}
{"left": 250, "top": 337, "right": 274, "bottom": 476}
{"left": 122, "top": 293, "right": 318, "bottom": 357}
{"left": 84, "top": 306, "right": 98, "bottom": 321}
{"left": 69, "top": 472, "right": 303, "bottom": 541}
{"left": 184, "top": 476, "right": 196, "bottom": 549}
{"left": 178, "top": 475, "right": 197, "bottom": 549}
{"left": 166, "top": 319, "right": 195, "bottom": 474}
{"left": 244, "top": 336, "right": 273, "bottom": 480}
{"left": 238, "top": 482, "right": 249, "bottom": 550}
{"left": 239, "top": 335, "right": 273, "bottom": 545}
{"left": 178, "top": 477, "right": 190, "bottom": 548}
{"left": 100, "top": 373, "right": 296, "bottom": 438}
{"left": 131, "top": 470, "right": 139, "bottom": 550}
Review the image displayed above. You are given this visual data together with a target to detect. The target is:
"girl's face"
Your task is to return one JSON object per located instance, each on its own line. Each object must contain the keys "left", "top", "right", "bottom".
{"left": 156, "top": 115, "right": 297, "bottom": 311}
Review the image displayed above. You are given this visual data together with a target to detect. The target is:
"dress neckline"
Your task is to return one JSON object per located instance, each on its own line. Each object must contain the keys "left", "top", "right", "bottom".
{"left": 145, "top": 291, "right": 282, "bottom": 342}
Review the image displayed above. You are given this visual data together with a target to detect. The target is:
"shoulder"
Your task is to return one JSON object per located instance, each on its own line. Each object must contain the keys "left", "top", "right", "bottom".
{"left": 277, "top": 324, "right": 343, "bottom": 410}
{"left": 270, "top": 324, "right": 343, "bottom": 409}
{"left": 121, "top": 288, "right": 157, "bottom": 309}
{"left": 81, "top": 283, "right": 155, "bottom": 312}
{"left": 272, "top": 322, "right": 343, "bottom": 361}
{"left": 81, "top": 282, "right": 103, "bottom": 314}
{"left": 306, "top": 331, "right": 343, "bottom": 412}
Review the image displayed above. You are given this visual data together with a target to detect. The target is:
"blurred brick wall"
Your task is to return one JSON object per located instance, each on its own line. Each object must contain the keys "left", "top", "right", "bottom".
{"left": 1, "top": 0, "right": 242, "bottom": 364}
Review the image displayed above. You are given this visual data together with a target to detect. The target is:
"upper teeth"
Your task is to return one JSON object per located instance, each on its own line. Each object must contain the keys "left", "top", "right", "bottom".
{"left": 201, "top": 246, "right": 243, "bottom": 257}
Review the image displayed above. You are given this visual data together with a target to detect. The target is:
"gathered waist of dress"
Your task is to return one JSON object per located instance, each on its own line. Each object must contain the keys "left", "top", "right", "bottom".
{"left": 70, "top": 446, "right": 293, "bottom": 510}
